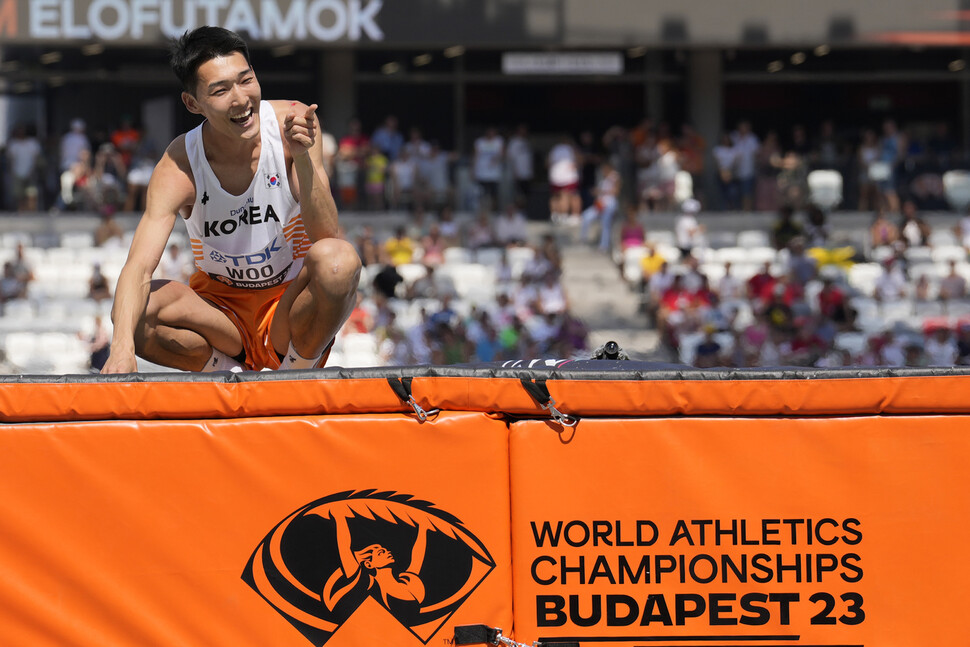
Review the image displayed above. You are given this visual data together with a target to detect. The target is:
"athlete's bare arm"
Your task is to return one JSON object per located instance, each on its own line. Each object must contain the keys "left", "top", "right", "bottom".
{"left": 100, "top": 138, "right": 195, "bottom": 374}
{"left": 272, "top": 100, "right": 338, "bottom": 242}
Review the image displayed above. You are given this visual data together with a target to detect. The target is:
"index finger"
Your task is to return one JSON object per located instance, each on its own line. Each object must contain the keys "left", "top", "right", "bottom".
{"left": 304, "top": 103, "right": 318, "bottom": 121}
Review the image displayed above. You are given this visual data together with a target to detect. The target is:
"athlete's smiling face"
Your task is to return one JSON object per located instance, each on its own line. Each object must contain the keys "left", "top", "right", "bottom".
{"left": 183, "top": 52, "right": 262, "bottom": 140}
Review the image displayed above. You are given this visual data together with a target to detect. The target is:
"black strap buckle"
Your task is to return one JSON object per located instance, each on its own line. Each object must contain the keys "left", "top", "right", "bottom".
{"left": 387, "top": 377, "right": 437, "bottom": 421}
{"left": 520, "top": 377, "right": 578, "bottom": 427}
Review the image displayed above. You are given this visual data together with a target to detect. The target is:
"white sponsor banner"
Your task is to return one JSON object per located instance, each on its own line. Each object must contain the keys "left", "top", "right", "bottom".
{"left": 21, "top": 0, "right": 384, "bottom": 42}
{"left": 502, "top": 52, "right": 623, "bottom": 75}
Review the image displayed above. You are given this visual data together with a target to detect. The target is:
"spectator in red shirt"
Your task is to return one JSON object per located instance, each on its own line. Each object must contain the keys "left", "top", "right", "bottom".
{"left": 817, "top": 275, "right": 849, "bottom": 326}
{"left": 747, "top": 261, "right": 776, "bottom": 305}
{"left": 110, "top": 115, "right": 141, "bottom": 168}
{"left": 774, "top": 272, "right": 804, "bottom": 308}
{"left": 658, "top": 274, "right": 692, "bottom": 342}
{"left": 689, "top": 274, "right": 718, "bottom": 309}
{"left": 336, "top": 117, "right": 370, "bottom": 208}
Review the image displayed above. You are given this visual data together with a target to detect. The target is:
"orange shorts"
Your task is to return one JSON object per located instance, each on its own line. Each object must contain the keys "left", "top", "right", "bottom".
{"left": 190, "top": 271, "right": 287, "bottom": 370}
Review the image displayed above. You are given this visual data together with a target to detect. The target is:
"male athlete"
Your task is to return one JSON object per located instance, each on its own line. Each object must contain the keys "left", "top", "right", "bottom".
{"left": 102, "top": 27, "right": 360, "bottom": 373}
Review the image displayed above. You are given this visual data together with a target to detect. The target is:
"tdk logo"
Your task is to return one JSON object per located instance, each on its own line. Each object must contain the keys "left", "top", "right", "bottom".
{"left": 216, "top": 238, "right": 283, "bottom": 267}
{"left": 204, "top": 204, "right": 281, "bottom": 237}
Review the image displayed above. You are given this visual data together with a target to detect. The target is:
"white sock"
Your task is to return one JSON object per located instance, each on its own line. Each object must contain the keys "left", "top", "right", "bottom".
{"left": 278, "top": 341, "right": 327, "bottom": 370}
{"left": 201, "top": 348, "right": 245, "bottom": 373}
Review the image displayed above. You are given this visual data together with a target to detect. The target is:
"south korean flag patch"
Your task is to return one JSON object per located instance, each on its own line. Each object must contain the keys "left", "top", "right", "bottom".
{"left": 265, "top": 172, "right": 282, "bottom": 189}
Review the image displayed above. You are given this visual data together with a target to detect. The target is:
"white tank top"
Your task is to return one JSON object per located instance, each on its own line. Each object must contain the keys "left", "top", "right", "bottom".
{"left": 184, "top": 101, "right": 310, "bottom": 290}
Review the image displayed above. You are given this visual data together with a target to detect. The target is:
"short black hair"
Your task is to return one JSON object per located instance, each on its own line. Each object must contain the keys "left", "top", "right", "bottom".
{"left": 170, "top": 26, "right": 252, "bottom": 95}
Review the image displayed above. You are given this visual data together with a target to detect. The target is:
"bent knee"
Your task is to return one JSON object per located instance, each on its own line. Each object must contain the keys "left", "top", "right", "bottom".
{"left": 305, "top": 238, "right": 362, "bottom": 287}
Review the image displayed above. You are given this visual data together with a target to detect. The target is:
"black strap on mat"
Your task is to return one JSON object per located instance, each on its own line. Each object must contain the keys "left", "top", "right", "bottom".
{"left": 519, "top": 377, "right": 578, "bottom": 427}
{"left": 386, "top": 377, "right": 436, "bottom": 421}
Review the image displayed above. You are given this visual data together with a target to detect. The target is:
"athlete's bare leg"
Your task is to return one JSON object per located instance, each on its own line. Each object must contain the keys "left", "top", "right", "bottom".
{"left": 134, "top": 280, "right": 244, "bottom": 371}
{"left": 567, "top": 190, "right": 582, "bottom": 217}
{"left": 271, "top": 238, "right": 361, "bottom": 360}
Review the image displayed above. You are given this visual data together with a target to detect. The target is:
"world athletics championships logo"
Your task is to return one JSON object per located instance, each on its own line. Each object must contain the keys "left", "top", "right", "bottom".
{"left": 243, "top": 490, "right": 496, "bottom": 646}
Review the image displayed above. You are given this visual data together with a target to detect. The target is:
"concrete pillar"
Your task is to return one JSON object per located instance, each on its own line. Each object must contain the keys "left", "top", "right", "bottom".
{"left": 962, "top": 74, "right": 970, "bottom": 155}
{"left": 962, "top": 48, "right": 970, "bottom": 155}
{"left": 645, "top": 51, "right": 664, "bottom": 122}
{"left": 687, "top": 49, "right": 723, "bottom": 206}
{"left": 454, "top": 54, "right": 467, "bottom": 154}
{"left": 317, "top": 50, "right": 355, "bottom": 138}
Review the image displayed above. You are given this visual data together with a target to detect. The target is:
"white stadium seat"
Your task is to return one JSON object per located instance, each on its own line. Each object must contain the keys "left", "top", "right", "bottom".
{"left": 677, "top": 331, "right": 705, "bottom": 366}
{"left": 474, "top": 247, "right": 505, "bottom": 268}
{"left": 0, "top": 232, "right": 32, "bottom": 249}
{"left": 932, "top": 245, "right": 966, "bottom": 264}
{"left": 622, "top": 246, "right": 648, "bottom": 284}
{"left": 2, "top": 299, "right": 34, "bottom": 322}
{"left": 44, "top": 247, "right": 77, "bottom": 266}
{"left": 737, "top": 230, "right": 771, "bottom": 249}
{"left": 60, "top": 232, "right": 96, "bottom": 248}
{"left": 505, "top": 246, "right": 536, "bottom": 279}
{"left": 834, "top": 331, "right": 868, "bottom": 357}
{"left": 395, "top": 263, "right": 428, "bottom": 286}
{"left": 3, "top": 331, "right": 38, "bottom": 368}
{"left": 706, "top": 231, "right": 738, "bottom": 249}
{"left": 928, "top": 229, "right": 958, "bottom": 248}
{"left": 1, "top": 331, "right": 80, "bottom": 373}
{"left": 338, "top": 333, "right": 381, "bottom": 368}
{"left": 443, "top": 247, "right": 473, "bottom": 265}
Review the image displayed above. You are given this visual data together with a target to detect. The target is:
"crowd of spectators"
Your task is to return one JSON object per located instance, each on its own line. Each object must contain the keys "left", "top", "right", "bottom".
{"left": 328, "top": 112, "right": 968, "bottom": 222}
{"left": 345, "top": 216, "right": 590, "bottom": 366}
{"left": 710, "top": 117, "right": 961, "bottom": 214}
{"left": 634, "top": 197, "right": 970, "bottom": 369}
{"left": 0, "top": 115, "right": 158, "bottom": 217}
{"left": 3, "top": 111, "right": 968, "bottom": 223}
{"left": 4, "top": 109, "right": 970, "bottom": 371}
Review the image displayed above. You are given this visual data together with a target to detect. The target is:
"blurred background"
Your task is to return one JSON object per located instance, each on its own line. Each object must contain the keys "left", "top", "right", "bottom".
{"left": 5, "top": 0, "right": 970, "bottom": 373}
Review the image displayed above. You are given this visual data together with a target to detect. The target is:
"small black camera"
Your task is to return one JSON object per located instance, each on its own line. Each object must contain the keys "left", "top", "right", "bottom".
{"left": 591, "top": 340, "right": 628, "bottom": 360}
